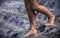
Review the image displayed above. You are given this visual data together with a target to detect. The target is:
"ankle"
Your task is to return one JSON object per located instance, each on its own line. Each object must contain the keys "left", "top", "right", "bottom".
{"left": 30, "top": 27, "right": 36, "bottom": 31}
{"left": 48, "top": 15, "right": 55, "bottom": 18}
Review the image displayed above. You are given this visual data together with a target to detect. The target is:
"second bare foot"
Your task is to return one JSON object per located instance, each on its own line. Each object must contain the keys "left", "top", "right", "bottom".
{"left": 45, "top": 16, "right": 55, "bottom": 26}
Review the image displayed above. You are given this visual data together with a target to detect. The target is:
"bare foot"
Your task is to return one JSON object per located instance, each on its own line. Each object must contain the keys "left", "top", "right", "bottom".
{"left": 45, "top": 16, "right": 55, "bottom": 26}
{"left": 22, "top": 29, "right": 37, "bottom": 38}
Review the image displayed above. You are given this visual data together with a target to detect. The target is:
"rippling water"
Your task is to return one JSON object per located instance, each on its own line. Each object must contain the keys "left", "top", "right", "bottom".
{"left": 0, "top": 0, "right": 60, "bottom": 38}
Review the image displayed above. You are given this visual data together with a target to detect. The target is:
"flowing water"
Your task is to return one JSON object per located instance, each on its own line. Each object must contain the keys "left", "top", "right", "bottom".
{"left": 0, "top": 0, "right": 60, "bottom": 38}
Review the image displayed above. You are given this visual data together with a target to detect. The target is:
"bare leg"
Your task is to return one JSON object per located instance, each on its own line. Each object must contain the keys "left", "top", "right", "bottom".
{"left": 22, "top": 0, "right": 37, "bottom": 38}
{"left": 30, "top": 0, "right": 55, "bottom": 26}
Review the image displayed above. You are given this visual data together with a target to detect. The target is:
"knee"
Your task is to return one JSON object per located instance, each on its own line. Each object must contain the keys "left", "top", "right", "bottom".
{"left": 31, "top": 5, "right": 39, "bottom": 10}
{"left": 31, "top": 5, "right": 46, "bottom": 10}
